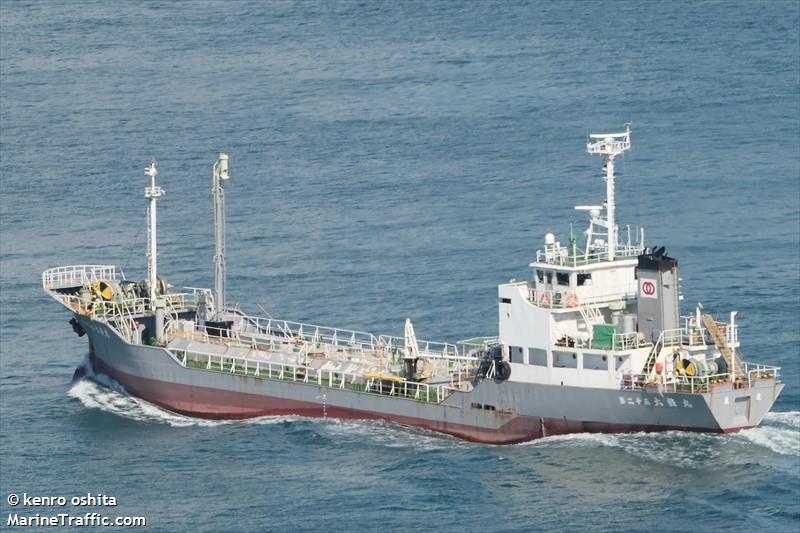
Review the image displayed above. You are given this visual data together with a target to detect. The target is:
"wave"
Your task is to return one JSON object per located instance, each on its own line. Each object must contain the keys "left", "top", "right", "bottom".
{"left": 521, "top": 411, "right": 800, "bottom": 460}
{"left": 736, "top": 410, "right": 800, "bottom": 457}
{"left": 66, "top": 358, "right": 301, "bottom": 428}
{"left": 320, "top": 418, "right": 472, "bottom": 451}
{"left": 66, "top": 367, "right": 462, "bottom": 449}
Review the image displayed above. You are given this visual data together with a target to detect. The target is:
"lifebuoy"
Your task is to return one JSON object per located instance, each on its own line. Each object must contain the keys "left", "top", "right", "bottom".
{"left": 495, "top": 361, "right": 512, "bottom": 381}
{"left": 566, "top": 293, "right": 579, "bottom": 307}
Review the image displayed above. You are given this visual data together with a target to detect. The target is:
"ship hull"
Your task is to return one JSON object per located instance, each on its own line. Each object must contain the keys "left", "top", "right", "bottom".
{"left": 81, "top": 317, "right": 783, "bottom": 445}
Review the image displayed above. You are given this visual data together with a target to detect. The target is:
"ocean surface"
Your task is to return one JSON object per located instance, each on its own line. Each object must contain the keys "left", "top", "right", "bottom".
{"left": 1, "top": 1, "right": 798, "bottom": 531}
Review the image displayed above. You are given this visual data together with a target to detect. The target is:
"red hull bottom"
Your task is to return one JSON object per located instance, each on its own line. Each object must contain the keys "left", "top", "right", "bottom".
{"left": 90, "top": 356, "right": 747, "bottom": 444}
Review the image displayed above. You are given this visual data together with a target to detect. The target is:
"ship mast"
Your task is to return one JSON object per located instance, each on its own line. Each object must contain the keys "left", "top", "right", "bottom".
{"left": 212, "top": 153, "right": 230, "bottom": 321}
{"left": 586, "top": 125, "right": 631, "bottom": 261}
{"left": 144, "top": 160, "right": 164, "bottom": 308}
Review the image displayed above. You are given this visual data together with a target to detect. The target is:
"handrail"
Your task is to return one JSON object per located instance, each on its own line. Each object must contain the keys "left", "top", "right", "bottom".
{"left": 621, "top": 361, "right": 780, "bottom": 393}
{"left": 239, "top": 312, "right": 466, "bottom": 360}
{"left": 169, "top": 346, "right": 464, "bottom": 404}
{"left": 377, "top": 334, "right": 462, "bottom": 360}
{"left": 242, "top": 314, "right": 380, "bottom": 350}
{"left": 47, "top": 291, "right": 199, "bottom": 326}
{"left": 529, "top": 286, "right": 636, "bottom": 309}
{"left": 534, "top": 244, "right": 642, "bottom": 267}
{"left": 42, "top": 265, "right": 119, "bottom": 289}
{"left": 612, "top": 331, "right": 642, "bottom": 350}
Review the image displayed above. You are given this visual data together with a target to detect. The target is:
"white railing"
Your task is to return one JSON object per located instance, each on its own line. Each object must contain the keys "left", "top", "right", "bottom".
{"left": 742, "top": 362, "right": 781, "bottom": 387}
{"left": 169, "top": 347, "right": 463, "bottom": 404}
{"left": 528, "top": 286, "right": 636, "bottom": 309}
{"left": 534, "top": 244, "right": 641, "bottom": 267}
{"left": 620, "top": 372, "right": 731, "bottom": 393}
{"left": 659, "top": 327, "right": 709, "bottom": 348}
{"left": 612, "top": 331, "right": 642, "bottom": 350}
{"left": 621, "top": 360, "right": 780, "bottom": 394}
{"left": 458, "top": 337, "right": 499, "bottom": 354}
{"left": 377, "top": 334, "right": 463, "bottom": 360}
{"left": 42, "top": 265, "right": 119, "bottom": 290}
{"left": 681, "top": 315, "right": 740, "bottom": 348}
{"left": 55, "top": 292, "right": 197, "bottom": 319}
{"left": 48, "top": 291, "right": 199, "bottom": 344}
{"left": 239, "top": 313, "right": 466, "bottom": 360}
{"left": 241, "top": 315, "right": 379, "bottom": 350}
{"left": 530, "top": 288, "right": 572, "bottom": 308}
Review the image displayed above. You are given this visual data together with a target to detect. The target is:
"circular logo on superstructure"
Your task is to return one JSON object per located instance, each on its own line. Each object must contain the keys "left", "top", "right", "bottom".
{"left": 642, "top": 280, "right": 656, "bottom": 296}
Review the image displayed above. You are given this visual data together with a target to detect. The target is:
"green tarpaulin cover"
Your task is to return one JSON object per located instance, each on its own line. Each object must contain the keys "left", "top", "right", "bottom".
{"left": 592, "top": 324, "right": 619, "bottom": 349}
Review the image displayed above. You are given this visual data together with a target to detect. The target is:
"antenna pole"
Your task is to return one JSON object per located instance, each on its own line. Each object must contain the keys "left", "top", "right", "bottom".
{"left": 144, "top": 160, "right": 164, "bottom": 309}
{"left": 586, "top": 125, "right": 631, "bottom": 261}
{"left": 212, "top": 153, "right": 230, "bottom": 321}
{"left": 606, "top": 153, "right": 617, "bottom": 261}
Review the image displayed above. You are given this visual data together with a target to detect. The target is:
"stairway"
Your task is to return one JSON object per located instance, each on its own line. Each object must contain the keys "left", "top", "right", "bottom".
{"left": 577, "top": 302, "right": 604, "bottom": 340}
{"left": 701, "top": 314, "right": 741, "bottom": 379}
{"left": 641, "top": 332, "right": 664, "bottom": 378}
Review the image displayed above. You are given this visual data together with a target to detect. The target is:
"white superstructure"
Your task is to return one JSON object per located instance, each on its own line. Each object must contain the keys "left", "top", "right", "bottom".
{"left": 497, "top": 127, "right": 746, "bottom": 393}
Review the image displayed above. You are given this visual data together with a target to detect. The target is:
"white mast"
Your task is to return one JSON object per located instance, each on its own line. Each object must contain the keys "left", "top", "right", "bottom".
{"left": 404, "top": 318, "right": 420, "bottom": 361}
{"left": 212, "top": 153, "right": 230, "bottom": 321}
{"left": 586, "top": 125, "right": 631, "bottom": 261}
{"left": 144, "top": 160, "right": 164, "bottom": 308}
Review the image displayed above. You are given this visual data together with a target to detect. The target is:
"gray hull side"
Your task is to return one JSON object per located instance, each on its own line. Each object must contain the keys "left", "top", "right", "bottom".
{"left": 79, "top": 317, "right": 782, "bottom": 443}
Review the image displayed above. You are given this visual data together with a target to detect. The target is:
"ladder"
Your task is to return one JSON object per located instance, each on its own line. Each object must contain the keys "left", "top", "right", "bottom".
{"left": 641, "top": 331, "right": 664, "bottom": 378}
{"left": 701, "top": 314, "right": 741, "bottom": 380}
{"left": 577, "top": 302, "right": 604, "bottom": 340}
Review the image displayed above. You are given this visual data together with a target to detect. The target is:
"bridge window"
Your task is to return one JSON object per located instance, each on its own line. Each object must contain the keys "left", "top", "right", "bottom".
{"left": 553, "top": 350, "right": 578, "bottom": 369}
{"left": 583, "top": 353, "right": 608, "bottom": 370}
{"left": 529, "top": 348, "right": 548, "bottom": 366}
{"left": 509, "top": 346, "right": 523, "bottom": 363}
{"left": 556, "top": 272, "right": 570, "bottom": 286}
{"left": 577, "top": 273, "right": 592, "bottom": 286}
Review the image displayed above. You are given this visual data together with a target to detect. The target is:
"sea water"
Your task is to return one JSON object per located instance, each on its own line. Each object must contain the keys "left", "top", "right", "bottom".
{"left": 1, "top": 1, "right": 798, "bottom": 531}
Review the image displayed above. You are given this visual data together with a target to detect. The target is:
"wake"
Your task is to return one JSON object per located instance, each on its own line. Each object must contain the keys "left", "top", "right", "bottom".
{"left": 66, "top": 358, "right": 299, "bottom": 428}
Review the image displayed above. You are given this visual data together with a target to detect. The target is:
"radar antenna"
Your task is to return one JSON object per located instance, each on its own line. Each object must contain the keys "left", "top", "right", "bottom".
{"left": 586, "top": 125, "right": 631, "bottom": 261}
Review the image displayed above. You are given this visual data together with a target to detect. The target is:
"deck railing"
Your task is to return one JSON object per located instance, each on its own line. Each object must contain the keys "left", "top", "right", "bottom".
{"left": 241, "top": 315, "right": 380, "bottom": 351}
{"left": 612, "top": 331, "right": 642, "bottom": 350}
{"left": 239, "top": 313, "right": 468, "bottom": 360}
{"left": 534, "top": 244, "right": 642, "bottom": 267}
{"left": 620, "top": 361, "right": 780, "bottom": 394}
{"left": 528, "top": 286, "right": 636, "bottom": 309}
{"left": 169, "top": 347, "right": 463, "bottom": 405}
{"left": 42, "top": 265, "right": 119, "bottom": 289}
{"left": 377, "top": 334, "right": 463, "bottom": 360}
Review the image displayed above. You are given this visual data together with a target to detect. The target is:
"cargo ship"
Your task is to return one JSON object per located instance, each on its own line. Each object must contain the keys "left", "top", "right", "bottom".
{"left": 43, "top": 127, "right": 783, "bottom": 444}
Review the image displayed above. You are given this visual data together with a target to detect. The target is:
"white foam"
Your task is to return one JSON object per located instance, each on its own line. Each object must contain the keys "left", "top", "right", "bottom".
{"left": 517, "top": 431, "right": 621, "bottom": 448}
{"left": 762, "top": 410, "right": 800, "bottom": 428}
{"left": 67, "top": 364, "right": 301, "bottom": 428}
{"left": 737, "top": 411, "right": 800, "bottom": 457}
{"left": 321, "top": 418, "right": 468, "bottom": 450}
